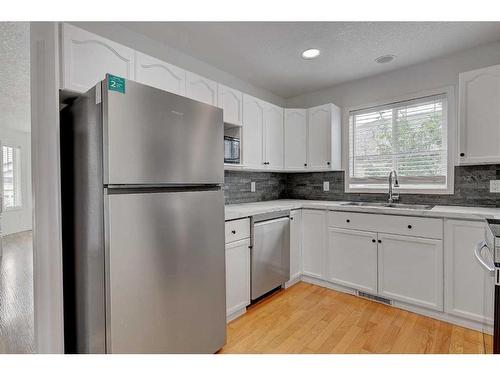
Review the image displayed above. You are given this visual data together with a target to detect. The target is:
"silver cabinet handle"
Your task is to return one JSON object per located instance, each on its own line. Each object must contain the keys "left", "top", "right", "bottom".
{"left": 474, "top": 240, "right": 495, "bottom": 273}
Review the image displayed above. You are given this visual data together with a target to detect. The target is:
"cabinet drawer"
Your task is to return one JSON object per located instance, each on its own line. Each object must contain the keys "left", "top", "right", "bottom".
{"left": 225, "top": 218, "right": 250, "bottom": 243}
{"left": 328, "top": 211, "right": 443, "bottom": 239}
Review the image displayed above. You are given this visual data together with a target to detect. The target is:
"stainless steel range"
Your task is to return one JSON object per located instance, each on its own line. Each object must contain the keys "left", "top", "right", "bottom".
{"left": 475, "top": 219, "right": 500, "bottom": 354}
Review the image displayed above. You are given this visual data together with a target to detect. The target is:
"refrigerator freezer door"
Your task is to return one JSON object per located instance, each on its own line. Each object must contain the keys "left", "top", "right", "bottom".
{"left": 103, "top": 78, "right": 223, "bottom": 185}
{"left": 105, "top": 188, "right": 226, "bottom": 353}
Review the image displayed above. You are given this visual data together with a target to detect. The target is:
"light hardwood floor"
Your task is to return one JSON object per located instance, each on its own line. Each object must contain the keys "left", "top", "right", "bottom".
{"left": 0, "top": 231, "right": 34, "bottom": 354}
{"left": 220, "top": 282, "right": 487, "bottom": 354}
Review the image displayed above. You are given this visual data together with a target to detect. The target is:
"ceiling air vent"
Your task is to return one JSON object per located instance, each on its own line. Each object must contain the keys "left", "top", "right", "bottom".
{"left": 375, "top": 54, "right": 396, "bottom": 64}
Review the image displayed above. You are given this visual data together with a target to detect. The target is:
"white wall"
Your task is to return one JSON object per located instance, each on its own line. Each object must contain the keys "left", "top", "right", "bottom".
{"left": 31, "top": 22, "right": 65, "bottom": 353}
{"left": 0, "top": 129, "right": 32, "bottom": 235}
{"left": 69, "top": 22, "right": 286, "bottom": 107}
{"left": 0, "top": 22, "right": 32, "bottom": 235}
{"left": 286, "top": 41, "right": 500, "bottom": 109}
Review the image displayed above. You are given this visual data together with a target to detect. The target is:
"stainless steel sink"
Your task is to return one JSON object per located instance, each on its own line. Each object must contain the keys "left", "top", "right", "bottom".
{"left": 341, "top": 202, "right": 434, "bottom": 210}
{"left": 383, "top": 203, "right": 435, "bottom": 210}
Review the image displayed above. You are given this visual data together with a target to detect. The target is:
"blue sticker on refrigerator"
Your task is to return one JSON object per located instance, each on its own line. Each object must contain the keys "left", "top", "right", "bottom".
{"left": 108, "top": 74, "right": 126, "bottom": 94}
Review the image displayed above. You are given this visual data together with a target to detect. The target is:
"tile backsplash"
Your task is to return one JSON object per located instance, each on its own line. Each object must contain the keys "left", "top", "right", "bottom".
{"left": 224, "top": 171, "right": 286, "bottom": 204}
{"left": 225, "top": 165, "right": 500, "bottom": 207}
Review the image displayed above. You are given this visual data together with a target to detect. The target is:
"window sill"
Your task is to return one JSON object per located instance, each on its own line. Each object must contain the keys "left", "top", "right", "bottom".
{"left": 346, "top": 185, "right": 453, "bottom": 195}
{"left": 3, "top": 206, "right": 23, "bottom": 213}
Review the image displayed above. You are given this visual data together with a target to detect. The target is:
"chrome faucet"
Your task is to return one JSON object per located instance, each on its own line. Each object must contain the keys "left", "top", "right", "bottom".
{"left": 388, "top": 170, "right": 400, "bottom": 203}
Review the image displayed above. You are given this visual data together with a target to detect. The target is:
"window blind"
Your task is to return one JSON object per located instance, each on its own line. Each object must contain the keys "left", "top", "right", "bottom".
{"left": 348, "top": 94, "right": 448, "bottom": 188}
{"left": 3, "top": 145, "right": 22, "bottom": 208}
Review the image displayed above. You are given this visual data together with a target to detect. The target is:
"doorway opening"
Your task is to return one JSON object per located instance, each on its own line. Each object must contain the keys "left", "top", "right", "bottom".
{"left": 0, "top": 21, "right": 34, "bottom": 354}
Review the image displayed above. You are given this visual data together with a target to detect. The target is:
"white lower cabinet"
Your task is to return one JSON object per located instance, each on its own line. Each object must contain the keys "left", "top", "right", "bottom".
{"left": 225, "top": 238, "right": 251, "bottom": 320}
{"left": 325, "top": 212, "right": 444, "bottom": 311}
{"left": 444, "top": 219, "right": 492, "bottom": 323}
{"left": 289, "top": 210, "right": 303, "bottom": 282}
{"left": 377, "top": 233, "right": 443, "bottom": 311}
{"left": 222, "top": 210, "right": 490, "bottom": 331}
{"left": 326, "top": 228, "right": 378, "bottom": 294}
{"left": 302, "top": 209, "right": 326, "bottom": 279}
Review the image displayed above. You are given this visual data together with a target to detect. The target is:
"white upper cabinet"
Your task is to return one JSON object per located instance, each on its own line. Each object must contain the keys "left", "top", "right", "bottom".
{"left": 61, "top": 24, "right": 343, "bottom": 173}
{"left": 61, "top": 23, "right": 135, "bottom": 93}
{"left": 218, "top": 84, "right": 243, "bottom": 126}
{"left": 135, "top": 52, "right": 186, "bottom": 96}
{"left": 185, "top": 71, "right": 218, "bottom": 106}
{"left": 308, "top": 104, "right": 330, "bottom": 170}
{"left": 242, "top": 96, "right": 284, "bottom": 170}
{"left": 459, "top": 64, "right": 500, "bottom": 165}
{"left": 243, "top": 94, "right": 265, "bottom": 169}
{"left": 307, "top": 103, "right": 341, "bottom": 170}
{"left": 264, "top": 104, "right": 284, "bottom": 169}
{"left": 284, "top": 109, "right": 308, "bottom": 170}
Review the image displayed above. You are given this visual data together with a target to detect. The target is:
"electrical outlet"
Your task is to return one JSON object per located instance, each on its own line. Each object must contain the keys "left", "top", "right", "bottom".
{"left": 490, "top": 180, "right": 500, "bottom": 193}
{"left": 251, "top": 181, "right": 256, "bottom": 192}
{"left": 323, "top": 181, "right": 330, "bottom": 192}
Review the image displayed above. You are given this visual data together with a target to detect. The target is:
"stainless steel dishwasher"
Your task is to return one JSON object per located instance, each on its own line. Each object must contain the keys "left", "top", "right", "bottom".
{"left": 251, "top": 210, "right": 290, "bottom": 300}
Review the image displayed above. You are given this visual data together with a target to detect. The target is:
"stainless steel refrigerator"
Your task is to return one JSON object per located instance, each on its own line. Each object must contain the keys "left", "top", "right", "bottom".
{"left": 60, "top": 75, "right": 226, "bottom": 354}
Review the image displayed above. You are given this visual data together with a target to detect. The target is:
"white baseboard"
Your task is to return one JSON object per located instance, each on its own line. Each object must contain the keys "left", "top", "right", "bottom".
{"left": 226, "top": 307, "right": 247, "bottom": 323}
{"left": 226, "top": 274, "right": 491, "bottom": 334}
{"left": 300, "top": 274, "right": 490, "bottom": 333}
{"left": 284, "top": 276, "right": 302, "bottom": 289}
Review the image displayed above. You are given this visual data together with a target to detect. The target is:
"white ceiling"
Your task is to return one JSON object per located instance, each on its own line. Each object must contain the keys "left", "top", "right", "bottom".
{"left": 119, "top": 22, "right": 500, "bottom": 99}
{"left": 0, "top": 22, "right": 30, "bottom": 133}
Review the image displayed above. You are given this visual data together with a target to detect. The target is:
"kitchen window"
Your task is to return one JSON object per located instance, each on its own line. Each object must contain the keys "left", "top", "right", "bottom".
{"left": 3, "top": 145, "right": 22, "bottom": 210}
{"left": 346, "top": 89, "right": 454, "bottom": 194}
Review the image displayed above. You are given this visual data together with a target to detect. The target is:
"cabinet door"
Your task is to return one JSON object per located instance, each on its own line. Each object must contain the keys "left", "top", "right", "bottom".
{"left": 61, "top": 23, "right": 135, "bottom": 93}
{"left": 185, "top": 72, "right": 218, "bottom": 106}
{"left": 135, "top": 52, "right": 186, "bottom": 96}
{"left": 264, "top": 104, "right": 284, "bottom": 169}
{"left": 284, "top": 109, "right": 307, "bottom": 170}
{"left": 302, "top": 209, "right": 326, "bottom": 279}
{"left": 289, "top": 210, "right": 303, "bottom": 281}
{"left": 225, "top": 238, "right": 251, "bottom": 318}
{"left": 242, "top": 94, "right": 265, "bottom": 169}
{"left": 326, "top": 228, "right": 378, "bottom": 293}
{"left": 218, "top": 84, "right": 243, "bottom": 126}
{"left": 444, "top": 220, "right": 491, "bottom": 323}
{"left": 378, "top": 233, "right": 443, "bottom": 311}
{"left": 308, "top": 104, "right": 332, "bottom": 170}
{"left": 459, "top": 64, "right": 500, "bottom": 164}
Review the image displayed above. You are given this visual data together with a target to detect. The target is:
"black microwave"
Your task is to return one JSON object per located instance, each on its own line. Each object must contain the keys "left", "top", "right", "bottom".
{"left": 224, "top": 136, "right": 240, "bottom": 164}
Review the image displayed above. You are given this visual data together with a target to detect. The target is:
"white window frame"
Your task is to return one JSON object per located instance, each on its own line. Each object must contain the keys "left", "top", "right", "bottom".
{"left": 2, "top": 144, "right": 23, "bottom": 211}
{"left": 342, "top": 86, "right": 456, "bottom": 195}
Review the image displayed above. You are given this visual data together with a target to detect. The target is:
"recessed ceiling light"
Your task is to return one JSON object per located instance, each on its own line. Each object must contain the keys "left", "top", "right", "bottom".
{"left": 375, "top": 54, "right": 396, "bottom": 64}
{"left": 302, "top": 48, "right": 321, "bottom": 60}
